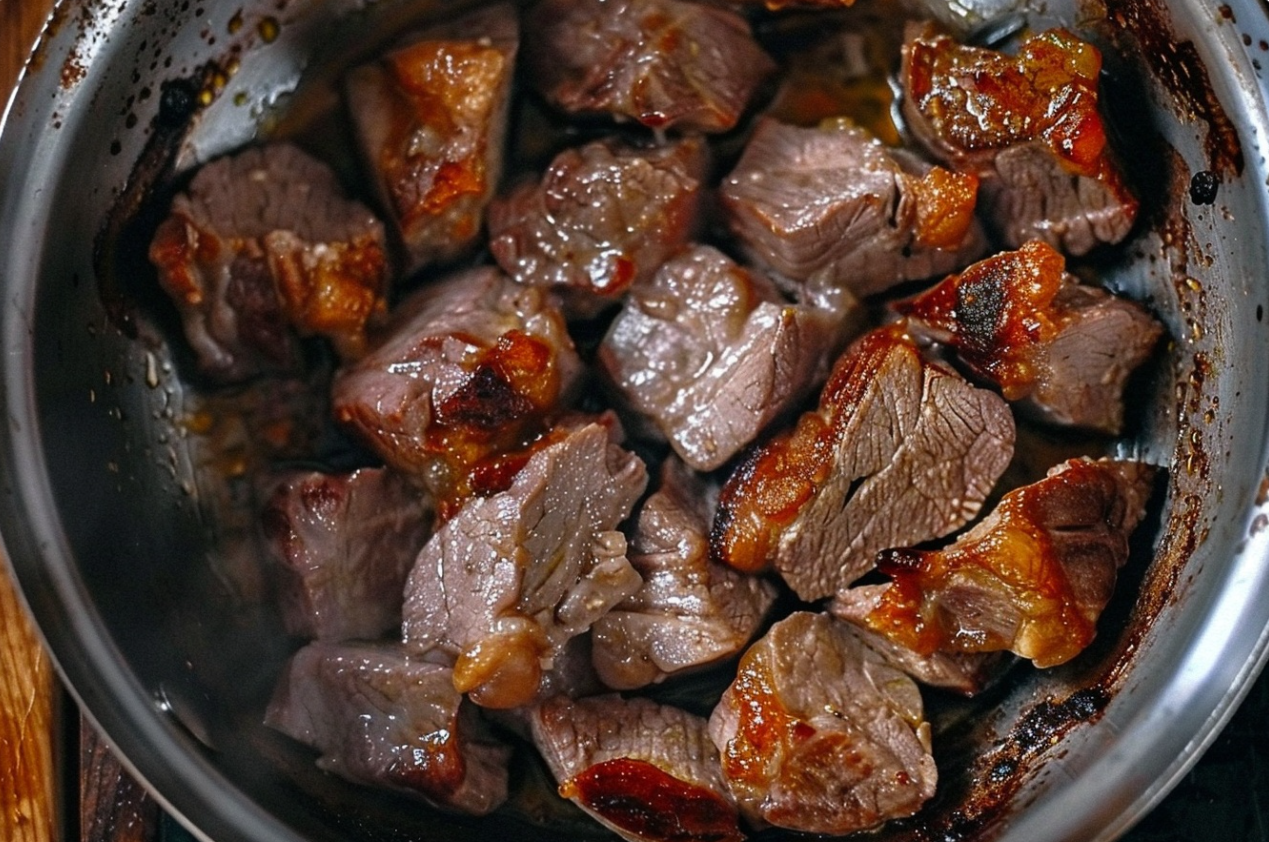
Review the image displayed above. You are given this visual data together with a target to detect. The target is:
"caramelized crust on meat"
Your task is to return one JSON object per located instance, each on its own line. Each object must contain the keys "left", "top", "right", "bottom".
{"left": 382, "top": 41, "right": 506, "bottom": 231}
{"left": 562, "top": 759, "right": 744, "bottom": 842}
{"left": 902, "top": 25, "right": 1138, "bottom": 254}
{"left": 265, "top": 230, "right": 388, "bottom": 359}
{"left": 331, "top": 269, "right": 581, "bottom": 519}
{"left": 900, "top": 241, "right": 1067, "bottom": 398}
{"left": 898, "top": 241, "right": 1164, "bottom": 433}
{"left": 346, "top": 6, "right": 517, "bottom": 271}
{"left": 910, "top": 165, "right": 981, "bottom": 250}
{"left": 532, "top": 695, "right": 744, "bottom": 842}
{"left": 423, "top": 330, "right": 566, "bottom": 516}
{"left": 855, "top": 458, "right": 1157, "bottom": 668}
{"left": 906, "top": 27, "right": 1108, "bottom": 176}
{"left": 149, "top": 144, "right": 390, "bottom": 381}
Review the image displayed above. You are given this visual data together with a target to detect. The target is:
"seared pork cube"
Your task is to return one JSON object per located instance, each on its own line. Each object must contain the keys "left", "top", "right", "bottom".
{"left": 829, "top": 608, "right": 1008, "bottom": 696}
{"left": 833, "top": 458, "right": 1157, "bottom": 668}
{"left": 720, "top": 118, "right": 985, "bottom": 299}
{"left": 524, "top": 0, "right": 775, "bottom": 134}
{"left": 488, "top": 136, "right": 708, "bottom": 309}
{"left": 346, "top": 5, "right": 518, "bottom": 273}
{"left": 149, "top": 143, "right": 390, "bottom": 382}
{"left": 709, "top": 612, "right": 936, "bottom": 834}
{"left": 592, "top": 457, "right": 778, "bottom": 690}
{"left": 531, "top": 695, "right": 744, "bottom": 842}
{"left": 331, "top": 267, "right": 581, "bottom": 516}
{"left": 711, "top": 325, "right": 1015, "bottom": 601}
{"left": 902, "top": 24, "right": 1138, "bottom": 255}
{"left": 600, "top": 244, "right": 860, "bottom": 471}
{"left": 401, "top": 421, "right": 648, "bottom": 709}
{"left": 261, "top": 467, "right": 433, "bottom": 642}
{"left": 265, "top": 641, "right": 510, "bottom": 815}
{"left": 898, "top": 241, "right": 1164, "bottom": 435}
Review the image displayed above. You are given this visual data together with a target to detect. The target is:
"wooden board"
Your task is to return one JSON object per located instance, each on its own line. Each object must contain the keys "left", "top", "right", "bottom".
{"left": 2, "top": 4, "right": 158, "bottom": 842}
{"left": 2, "top": 3, "right": 59, "bottom": 835}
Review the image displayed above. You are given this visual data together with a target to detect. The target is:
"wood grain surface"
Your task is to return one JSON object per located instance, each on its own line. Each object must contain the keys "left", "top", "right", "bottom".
{"left": 1, "top": 0, "right": 59, "bottom": 814}
{"left": 2, "top": 0, "right": 58, "bottom": 832}
{"left": 3, "top": 3, "right": 135, "bottom": 842}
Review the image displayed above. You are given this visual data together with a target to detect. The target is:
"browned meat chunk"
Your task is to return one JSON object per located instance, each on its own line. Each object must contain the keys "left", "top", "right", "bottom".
{"left": 709, "top": 612, "right": 936, "bottom": 834}
{"left": 720, "top": 118, "right": 986, "bottom": 299}
{"left": 488, "top": 136, "right": 708, "bottom": 308}
{"left": 898, "top": 241, "right": 1163, "bottom": 435}
{"left": 264, "top": 641, "right": 510, "bottom": 815}
{"left": 712, "top": 325, "right": 1015, "bottom": 600}
{"left": 830, "top": 605, "right": 1008, "bottom": 696}
{"left": 261, "top": 467, "right": 434, "bottom": 641}
{"left": 599, "top": 244, "right": 860, "bottom": 471}
{"left": 531, "top": 694, "right": 744, "bottom": 842}
{"left": 833, "top": 458, "right": 1157, "bottom": 668}
{"left": 524, "top": 0, "right": 775, "bottom": 134}
{"left": 902, "top": 24, "right": 1138, "bottom": 255}
{"left": 330, "top": 267, "right": 581, "bottom": 517}
{"left": 346, "top": 5, "right": 518, "bottom": 273}
{"left": 401, "top": 421, "right": 647, "bottom": 709}
{"left": 149, "top": 143, "right": 390, "bottom": 382}
{"left": 592, "top": 457, "right": 778, "bottom": 690}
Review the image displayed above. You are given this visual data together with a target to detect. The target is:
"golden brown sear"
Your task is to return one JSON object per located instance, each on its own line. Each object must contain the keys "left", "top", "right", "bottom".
{"left": 857, "top": 458, "right": 1156, "bottom": 668}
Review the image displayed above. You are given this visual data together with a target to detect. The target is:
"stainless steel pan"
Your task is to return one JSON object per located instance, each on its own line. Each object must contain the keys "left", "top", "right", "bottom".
{"left": 3, "top": 0, "right": 1269, "bottom": 840}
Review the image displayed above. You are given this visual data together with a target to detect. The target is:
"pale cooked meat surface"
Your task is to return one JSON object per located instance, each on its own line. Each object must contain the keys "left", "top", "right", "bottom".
{"left": 488, "top": 136, "right": 708, "bottom": 309}
{"left": 720, "top": 118, "right": 985, "bottom": 299}
{"left": 599, "top": 244, "right": 859, "bottom": 471}
{"left": 264, "top": 641, "right": 510, "bottom": 815}
{"left": 524, "top": 0, "right": 775, "bottom": 133}
{"left": 592, "top": 457, "right": 778, "bottom": 689}
{"left": 401, "top": 421, "right": 647, "bottom": 709}
{"left": 262, "top": 467, "right": 434, "bottom": 642}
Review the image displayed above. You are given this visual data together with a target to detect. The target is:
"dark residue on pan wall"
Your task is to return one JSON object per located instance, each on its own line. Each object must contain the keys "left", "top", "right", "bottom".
{"left": 1102, "top": 0, "right": 1245, "bottom": 179}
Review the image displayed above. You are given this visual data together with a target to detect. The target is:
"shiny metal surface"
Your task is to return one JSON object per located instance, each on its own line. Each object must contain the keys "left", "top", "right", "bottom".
{"left": 1, "top": 1, "right": 1268, "bottom": 841}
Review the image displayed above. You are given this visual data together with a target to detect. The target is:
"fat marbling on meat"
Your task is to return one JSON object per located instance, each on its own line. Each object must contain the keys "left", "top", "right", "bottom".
{"left": 265, "top": 641, "right": 510, "bottom": 815}
{"left": 591, "top": 457, "right": 778, "bottom": 690}
{"left": 488, "top": 135, "right": 708, "bottom": 310}
{"left": 149, "top": 143, "right": 390, "bottom": 383}
{"left": 712, "top": 325, "right": 1015, "bottom": 601}
{"left": 401, "top": 420, "right": 647, "bottom": 709}
{"left": 262, "top": 467, "right": 434, "bottom": 642}
{"left": 531, "top": 694, "right": 744, "bottom": 842}
{"left": 524, "top": 0, "right": 775, "bottom": 134}
{"left": 346, "top": 5, "right": 518, "bottom": 274}
{"left": 898, "top": 240, "right": 1164, "bottom": 435}
{"left": 709, "top": 611, "right": 936, "bottom": 834}
{"left": 599, "top": 243, "right": 860, "bottom": 471}
{"left": 330, "top": 266, "right": 581, "bottom": 517}
{"left": 720, "top": 117, "right": 986, "bottom": 299}
{"left": 901, "top": 24, "right": 1138, "bottom": 256}
{"left": 833, "top": 457, "right": 1157, "bottom": 668}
